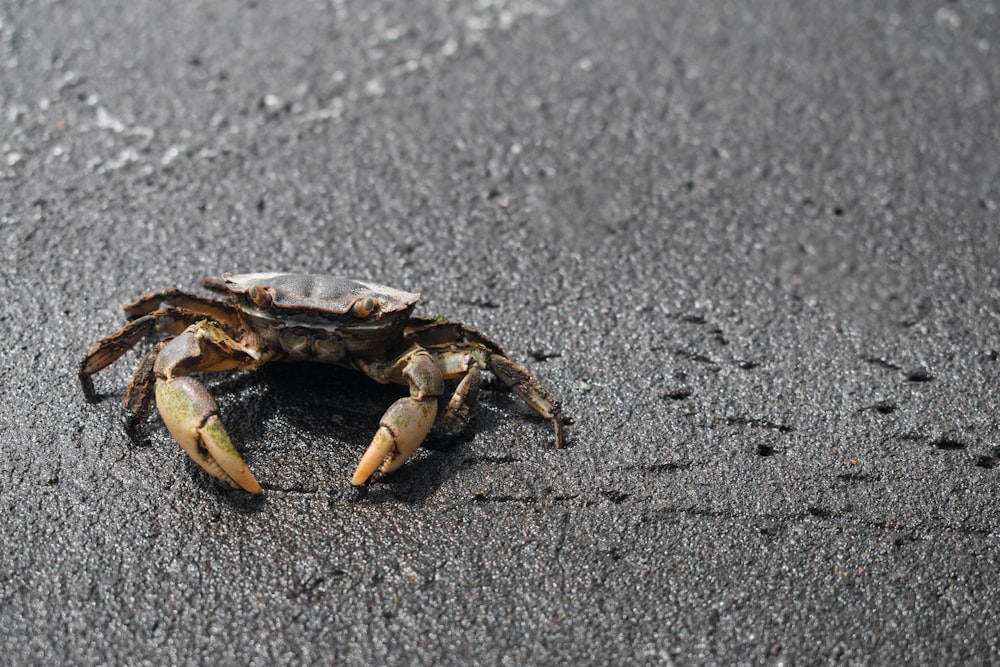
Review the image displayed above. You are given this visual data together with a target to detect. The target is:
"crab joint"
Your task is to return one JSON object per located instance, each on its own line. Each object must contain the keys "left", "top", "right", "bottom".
{"left": 155, "top": 376, "right": 262, "bottom": 494}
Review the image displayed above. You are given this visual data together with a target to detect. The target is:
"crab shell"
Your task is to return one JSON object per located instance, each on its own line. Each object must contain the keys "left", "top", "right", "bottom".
{"left": 218, "top": 272, "right": 422, "bottom": 355}
{"left": 220, "top": 272, "right": 421, "bottom": 318}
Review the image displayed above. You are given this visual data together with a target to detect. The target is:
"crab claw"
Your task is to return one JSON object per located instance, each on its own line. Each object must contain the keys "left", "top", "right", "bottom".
{"left": 155, "top": 376, "right": 262, "bottom": 494}
{"left": 352, "top": 396, "right": 437, "bottom": 486}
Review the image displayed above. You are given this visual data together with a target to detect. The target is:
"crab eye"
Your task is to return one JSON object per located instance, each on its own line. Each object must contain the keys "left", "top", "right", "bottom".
{"left": 352, "top": 297, "right": 376, "bottom": 318}
{"left": 248, "top": 286, "right": 272, "bottom": 309}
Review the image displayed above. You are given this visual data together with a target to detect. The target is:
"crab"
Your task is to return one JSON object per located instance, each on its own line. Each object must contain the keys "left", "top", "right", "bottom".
{"left": 79, "top": 273, "right": 564, "bottom": 494}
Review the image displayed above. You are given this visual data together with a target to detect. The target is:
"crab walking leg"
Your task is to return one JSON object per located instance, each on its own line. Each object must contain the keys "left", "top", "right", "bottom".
{"left": 153, "top": 323, "right": 266, "bottom": 494}
{"left": 122, "top": 288, "right": 241, "bottom": 328}
{"left": 79, "top": 308, "right": 208, "bottom": 402}
{"left": 122, "top": 342, "right": 162, "bottom": 427}
{"left": 437, "top": 364, "right": 483, "bottom": 437}
{"left": 352, "top": 348, "right": 443, "bottom": 486}
{"left": 426, "top": 350, "right": 484, "bottom": 439}
{"left": 489, "top": 354, "right": 565, "bottom": 448}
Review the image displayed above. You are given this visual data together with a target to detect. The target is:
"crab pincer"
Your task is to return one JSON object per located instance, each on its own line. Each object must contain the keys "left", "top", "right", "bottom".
{"left": 351, "top": 348, "right": 443, "bottom": 485}
{"left": 155, "top": 375, "right": 262, "bottom": 494}
{"left": 149, "top": 323, "right": 264, "bottom": 493}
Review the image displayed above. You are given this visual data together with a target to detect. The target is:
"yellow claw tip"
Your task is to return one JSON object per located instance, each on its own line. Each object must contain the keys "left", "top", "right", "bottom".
{"left": 200, "top": 415, "right": 262, "bottom": 493}
{"left": 352, "top": 427, "right": 395, "bottom": 487}
{"left": 241, "top": 476, "right": 263, "bottom": 494}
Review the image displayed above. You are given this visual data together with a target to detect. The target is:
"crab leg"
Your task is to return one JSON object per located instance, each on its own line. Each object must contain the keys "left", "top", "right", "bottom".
{"left": 352, "top": 348, "right": 443, "bottom": 486}
{"left": 407, "top": 320, "right": 564, "bottom": 448}
{"left": 436, "top": 364, "right": 483, "bottom": 438}
{"left": 122, "top": 342, "right": 162, "bottom": 429}
{"left": 429, "top": 347, "right": 565, "bottom": 448}
{"left": 122, "top": 288, "right": 241, "bottom": 327}
{"left": 153, "top": 322, "right": 267, "bottom": 494}
{"left": 422, "top": 351, "right": 484, "bottom": 440}
{"left": 489, "top": 354, "right": 565, "bottom": 448}
{"left": 79, "top": 308, "right": 207, "bottom": 402}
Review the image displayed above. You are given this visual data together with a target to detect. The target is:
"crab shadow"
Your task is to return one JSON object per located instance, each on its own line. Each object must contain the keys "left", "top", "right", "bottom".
{"left": 192, "top": 361, "right": 513, "bottom": 503}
